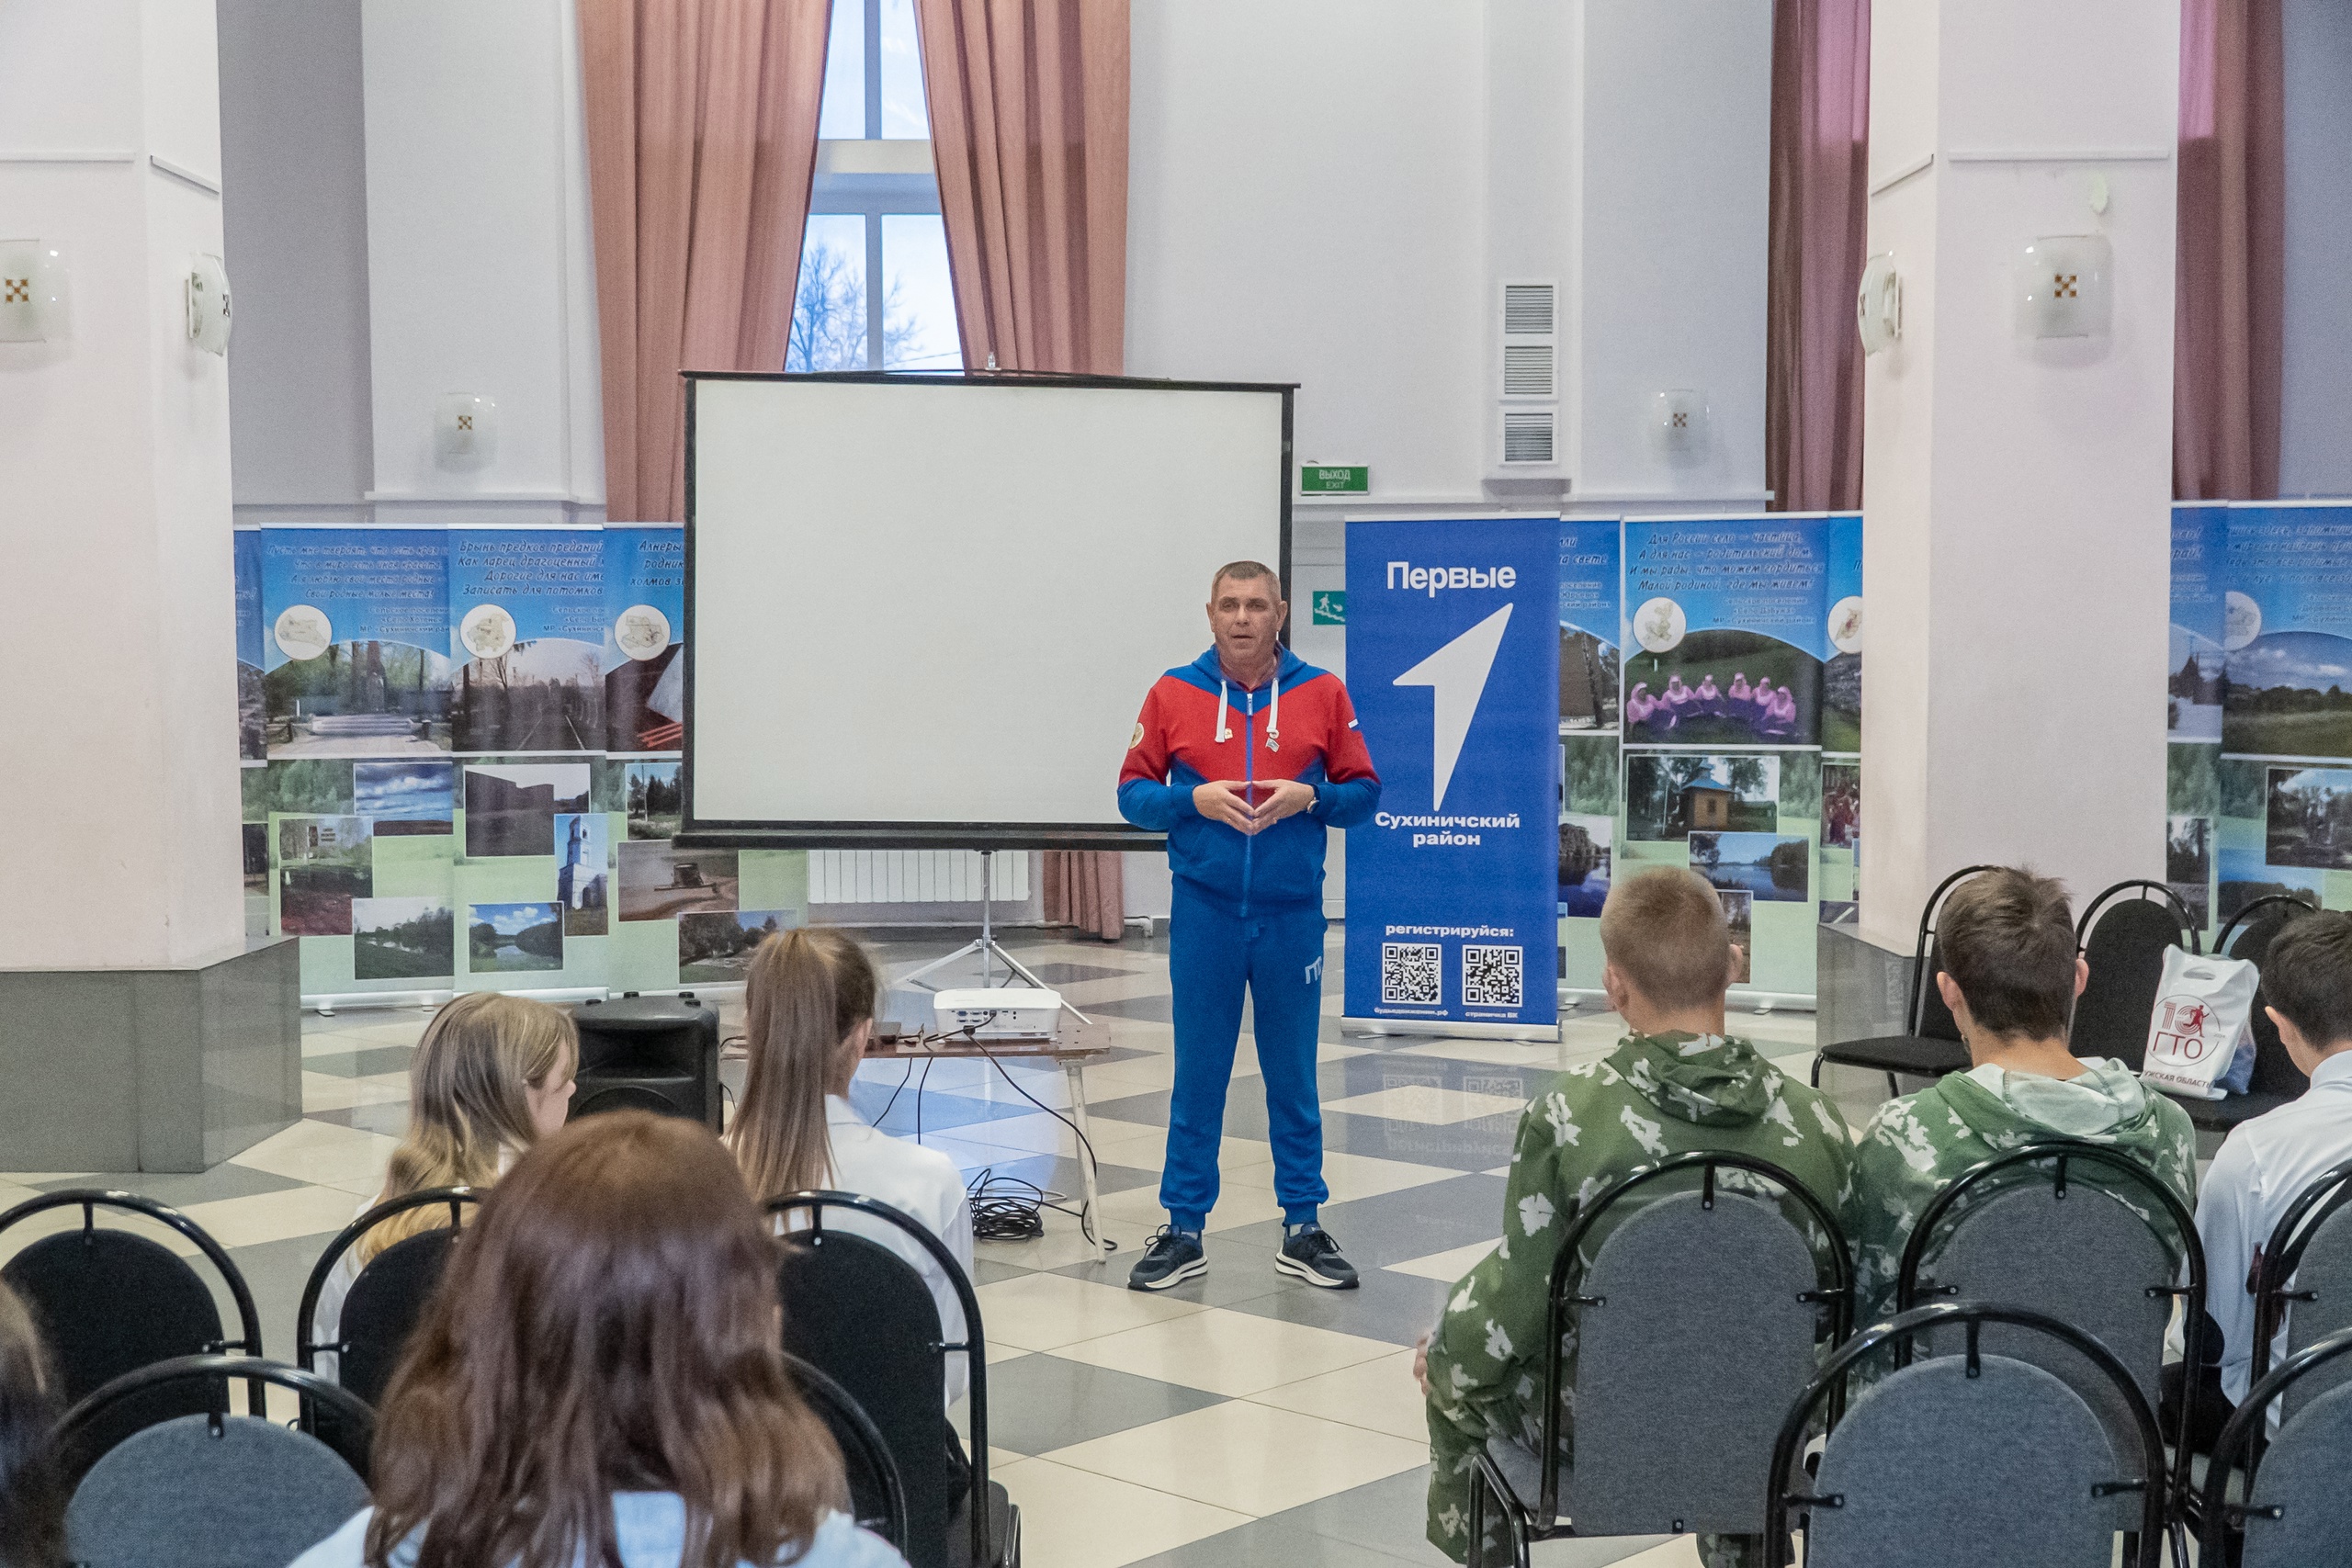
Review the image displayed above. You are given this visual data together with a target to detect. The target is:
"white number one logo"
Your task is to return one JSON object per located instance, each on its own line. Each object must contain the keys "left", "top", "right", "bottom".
{"left": 1393, "top": 604, "right": 1513, "bottom": 811}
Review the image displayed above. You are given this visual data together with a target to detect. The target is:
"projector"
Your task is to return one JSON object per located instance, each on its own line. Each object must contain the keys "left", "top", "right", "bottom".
{"left": 933, "top": 987, "right": 1063, "bottom": 1041}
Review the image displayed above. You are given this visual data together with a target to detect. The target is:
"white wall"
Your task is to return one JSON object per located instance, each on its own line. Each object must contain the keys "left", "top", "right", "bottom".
{"left": 0, "top": 0, "right": 243, "bottom": 968}
{"left": 220, "top": 0, "right": 373, "bottom": 511}
{"left": 2280, "top": 0, "right": 2352, "bottom": 498}
{"left": 359, "top": 0, "right": 603, "bottom": 519}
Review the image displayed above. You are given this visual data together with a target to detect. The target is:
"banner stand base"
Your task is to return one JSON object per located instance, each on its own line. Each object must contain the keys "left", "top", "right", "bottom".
{"left": 1342, "top": 1017, "right": 1559, "bottom": 1043}
{"left": 1555, "top": 987, "right": 1816, "bottom": 1016}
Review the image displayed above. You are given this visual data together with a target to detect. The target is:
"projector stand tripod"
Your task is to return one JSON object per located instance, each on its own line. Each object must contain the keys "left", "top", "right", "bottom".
{"left": 899, "top": 850, "right": 1093, "bottom": 1023}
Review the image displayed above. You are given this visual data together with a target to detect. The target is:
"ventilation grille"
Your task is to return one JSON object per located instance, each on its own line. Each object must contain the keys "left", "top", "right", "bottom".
{"left": 1503, "top": 283, "right": 1555, "bottom": 336}
{"left": 809, "top": 851, "right": 1028, "bottom": 905}
{"left": 1501, "top": 410, "right": 1556, "bottom": 465}
{"left": 1502, "top": 344, "right": 1555, "bottom": 398}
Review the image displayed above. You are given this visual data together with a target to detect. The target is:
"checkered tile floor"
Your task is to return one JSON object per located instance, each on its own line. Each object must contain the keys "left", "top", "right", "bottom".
{"left": 0, "top": 928, "right": 1859, "bottom": 1568}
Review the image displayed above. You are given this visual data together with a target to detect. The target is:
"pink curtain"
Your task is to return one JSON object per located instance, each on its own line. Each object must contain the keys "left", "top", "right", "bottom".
{"left": 911, "top": 0, "right": 1129, "bottom": 375}
{"left": 1764, "top": 0, "right": 1871, "bottom": 514}
{"left": 917, "top": 0, "right": 1131, "bottom": 937}
{"left": 2176, "top": 0, "right": 2284, "bottom": 501}
{"left": 578, "top": 0, "right": 831, "bottom": 523}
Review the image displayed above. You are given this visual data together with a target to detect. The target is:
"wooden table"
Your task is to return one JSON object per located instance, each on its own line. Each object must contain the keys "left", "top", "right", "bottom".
{"left": 865, "top": 1018, "right": 1117, "bottom": 1256}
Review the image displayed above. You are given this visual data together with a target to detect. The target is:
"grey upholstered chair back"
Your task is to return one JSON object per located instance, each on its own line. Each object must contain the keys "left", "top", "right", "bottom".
{"left": 1806, "top": 1355, "right": 2121, "bottom": 1568}
{"left": 1913, "top": 1182, "right": 2173, "bottom": 1407}
{"left": 64, "top": 1412, "right": 370, "bottom": 1568}
{"left": 2278, "top": 1202, "right": 2352, "bottom": 1425}
{"left": 1562, "top": 1188, "right": 1823, "bottom": 1537}
{"left": 2235, "top": 1378, "right": 2352, "bottom": 1567}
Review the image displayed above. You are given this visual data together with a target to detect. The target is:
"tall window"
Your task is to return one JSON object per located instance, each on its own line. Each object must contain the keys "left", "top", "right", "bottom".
{"left": 789, "top": 0, "right": 960, "bottom": 372}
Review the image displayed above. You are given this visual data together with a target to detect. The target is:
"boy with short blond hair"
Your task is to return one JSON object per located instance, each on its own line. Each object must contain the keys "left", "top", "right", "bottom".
{"left": 1419, "top": 869, "right": 1853, "bottom": 1566}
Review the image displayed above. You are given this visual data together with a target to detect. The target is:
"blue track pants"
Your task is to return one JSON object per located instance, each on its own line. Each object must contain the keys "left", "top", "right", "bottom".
{"left": 1161, "top": 886, "right": 1329, "bottom": 1233}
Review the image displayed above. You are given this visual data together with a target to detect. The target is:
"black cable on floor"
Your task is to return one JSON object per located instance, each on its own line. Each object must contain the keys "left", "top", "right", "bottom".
{"left": 927, "top": 1019, "right": 1116, "bottom": 1252}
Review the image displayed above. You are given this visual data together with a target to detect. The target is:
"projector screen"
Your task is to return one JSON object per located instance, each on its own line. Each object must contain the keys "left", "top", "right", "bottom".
{"left": 682, "top": 374, "right": 1292, "bottom": 849}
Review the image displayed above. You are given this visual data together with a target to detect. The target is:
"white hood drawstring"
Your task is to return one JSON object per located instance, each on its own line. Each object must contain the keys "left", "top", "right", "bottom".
{"left": 1215, "top": 671, "right": 1283, "bottom": 750}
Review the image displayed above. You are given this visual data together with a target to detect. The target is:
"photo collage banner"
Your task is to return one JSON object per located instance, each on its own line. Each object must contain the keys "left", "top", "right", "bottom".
{"left": 2167, "top": 501, "right": 2352, "bottom": 937}
{"left": 235, "top": 524, "right": 808, "bottom": 1004}
{"left": 1557, "top": 513, "right": 1863, "bottom": 998}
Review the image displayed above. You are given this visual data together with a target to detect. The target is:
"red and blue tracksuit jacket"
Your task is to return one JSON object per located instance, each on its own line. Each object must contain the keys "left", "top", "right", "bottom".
{"left": 1117, "top": 648, "right": 1381, "bottom": 915}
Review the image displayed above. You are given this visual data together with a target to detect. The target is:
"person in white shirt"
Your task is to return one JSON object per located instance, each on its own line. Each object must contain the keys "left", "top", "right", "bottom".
{"left": 310, "top": 991, "right": 577, "bottom": 1382}
{"left": 727, "top": 928, "right": 977, "bottom": 1415}
{"left": 2165, "top": 909, "right": 2352, "bottom": 1449}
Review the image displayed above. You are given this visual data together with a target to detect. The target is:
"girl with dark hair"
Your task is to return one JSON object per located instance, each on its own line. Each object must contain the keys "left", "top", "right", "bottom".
{"left": 728, "top": 929, "right": 973, "bottom": 1408}
{"left": 289, "top": 1111, "right": 905, "bottom": 1568}
{"left": 0, "top": 1282, "right": 64, "bottom": 1568}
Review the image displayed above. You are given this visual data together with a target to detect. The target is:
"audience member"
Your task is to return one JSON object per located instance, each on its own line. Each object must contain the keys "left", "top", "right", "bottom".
{"left": 310, "top": 992, "right": 578, "bottom": 1380}
{"left": 0, "top": 1282, "right": 63, "bottom": 1568}
{"left": 290, "top": 1110, "right": 906, "bottom": 1568}
{"left": 2164, "top": 908, "right": 2352, "bottom": 1450}
{"left": 729, "top": 930, "right": 974, "bottom": 1406}
{"left": 1842, "top": 867, "right": 2199, "bottom": 1327}
{"left": 1418, "top": 868, "right": 1854, "bottom": 1568}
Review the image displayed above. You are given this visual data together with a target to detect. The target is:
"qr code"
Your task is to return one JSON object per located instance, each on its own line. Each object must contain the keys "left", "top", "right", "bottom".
{"left": 1382, "top": 942, "right": 1442, "bottom": 1005}
{"left": 1463, "top": 945, "right": 1524, "bottom": 1008}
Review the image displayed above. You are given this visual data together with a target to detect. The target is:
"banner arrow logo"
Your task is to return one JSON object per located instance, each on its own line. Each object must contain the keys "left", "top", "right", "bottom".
{"left": 1393, "top": 603, "right": 1513, "bottom": 811}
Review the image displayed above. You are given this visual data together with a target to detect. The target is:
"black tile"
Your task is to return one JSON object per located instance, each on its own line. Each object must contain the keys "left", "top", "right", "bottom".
{"left": 1050, "top": 1231, "right": 1291, "bottom": 1307}
{"left": 1084, "top": 993, "right": 1176, "bottom": 1023}
{"left": 1273, "top": 1466, "right": 1671, "bottom": 1566}
{"left": 1123, "top": 1515, "right": 1425, "bottom": 1568}
{"left": 29, "top": 1163, "right": 307, "bottom": 1208}
{"left": 850, "top": 1082, "right": 1042, "bottom": 1135}
{"left": 979, "top": 1352, "right": 1228, "bottom": 1453}
{"left": 226, "top": 1231, "right": 354, "bottom": 1363}
{"left": 969, "top": 1257, "right": 1035, "bottom": 1285}
{"left": 963, "top": 1155, "right": 1159, "bottom": 1201}
{"left": 1222, "top": 1176, "right": 1510, "bottom": 1271}
{"left": 306, "top": 1102, "right": 412, "bottom": 1136}
{"left": 1219, "top": 1265, "right": 1452, "bottom": 1348}
{"left": 1022, "top": 962, "right": 1148, "bottom": 986}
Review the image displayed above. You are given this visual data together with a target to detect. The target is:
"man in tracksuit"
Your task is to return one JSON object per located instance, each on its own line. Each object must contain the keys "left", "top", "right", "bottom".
{"left": 1117, "top": 560, "right": 1381, "bottom": 1291}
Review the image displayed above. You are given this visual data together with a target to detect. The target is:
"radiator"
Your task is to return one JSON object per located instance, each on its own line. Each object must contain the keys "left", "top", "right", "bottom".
{"left": 808, "top": 850, "right": 1029, "bottom": 905}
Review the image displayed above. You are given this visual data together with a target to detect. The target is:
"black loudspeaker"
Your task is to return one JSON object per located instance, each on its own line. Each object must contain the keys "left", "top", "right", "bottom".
{"left": 567, "top": 993, "right": 721, "bottom": 1131}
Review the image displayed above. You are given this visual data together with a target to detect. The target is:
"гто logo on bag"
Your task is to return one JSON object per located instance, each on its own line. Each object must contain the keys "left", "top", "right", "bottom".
{"left": 2152, "top": 996, "right": 2215, "bottom": 1062}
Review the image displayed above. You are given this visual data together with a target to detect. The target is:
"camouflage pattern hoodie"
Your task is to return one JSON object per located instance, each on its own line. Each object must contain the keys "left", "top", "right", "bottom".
{"left": 1422, "top": 1032, "right": 1854, "bottom": 1561}
{"left": 1840, "top": 1058, "right": 2199, "bottom": 1327}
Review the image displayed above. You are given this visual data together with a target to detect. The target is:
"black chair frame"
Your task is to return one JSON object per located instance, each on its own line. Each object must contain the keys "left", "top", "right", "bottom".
{"left": 53, "top": 1353, "right": 375, "bottom": 1489}
{"left": 1465, "top": 1151, "right": 1852, "bottom": 1567}
{"left": 2215, "top": 895, "right": 2316, "bottom": 960}
{"left": 0, "top": 1190, "right": 266, "bottom": 1416}
{"left": 2075, "top": 879, "right": 2202, "bottom": 955}
{"left": 1766, "top": 1303, "right": 2167, "bottom": 1568}
{"left": 768, "top": 1190, "right": 999, "bottom": 1568}
{"left": 294, "top": 1185, "right": 481, "bottom": 1374}
{"left": 1892, "top": 1139, "right": 2205, "bottom": 1536}
{"left": 783, "top": 1350, "right": 910, "bottom": 1557}
{"left": 2197, "top": 1324, "right": 2352, "bottom": 1562}
{"left": 1812, "top": 864, "right": 1999, "bottom": 1095}
{"left": 2246, "top": 1157, "right": 2352, "bottom": 1409}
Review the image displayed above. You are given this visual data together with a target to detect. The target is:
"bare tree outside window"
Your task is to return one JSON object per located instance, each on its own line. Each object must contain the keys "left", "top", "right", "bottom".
{"left": 786, "top": 240, "right": 923, "bottom": 372}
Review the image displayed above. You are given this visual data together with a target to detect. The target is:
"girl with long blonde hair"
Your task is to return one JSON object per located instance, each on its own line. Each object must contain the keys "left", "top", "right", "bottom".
{"left": 311, "top": 991, "right": 578, "bottom": 1379}
{"left": 728, "top": 929, "right": 974, "bottom": 1408}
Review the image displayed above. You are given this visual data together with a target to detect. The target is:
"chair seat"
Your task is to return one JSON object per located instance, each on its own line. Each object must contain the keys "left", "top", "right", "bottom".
{"left": 1481, "top": 1436, "right": 1567, "bottom": 1530}
{"left": 1815, "top": 1035, "right": 1971, "bottom": 1077}
{"left": 947, "top": 1482, "right": 1019, "bottom": 1568}
{"left": 2183, "top": 1090, "right": 2299, "bottom": 1134}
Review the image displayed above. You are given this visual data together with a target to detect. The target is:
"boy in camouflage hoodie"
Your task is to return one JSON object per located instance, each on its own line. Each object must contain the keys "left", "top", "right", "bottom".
{"left": 1419, "top": 869, "right": 1854, "bottom": 1566}
{"left": 1840, "top": 867, "right": 2199, "bottom": 1328}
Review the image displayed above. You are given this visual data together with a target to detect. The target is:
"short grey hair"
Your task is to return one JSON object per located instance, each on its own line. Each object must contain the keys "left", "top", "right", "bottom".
{"left": 1209, "top": 560, "right": 1281, "bottom": 599}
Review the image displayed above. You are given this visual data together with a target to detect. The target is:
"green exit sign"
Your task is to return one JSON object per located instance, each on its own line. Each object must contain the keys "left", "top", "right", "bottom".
{"left": 1299, "top": 463, "right": 1370, "bottom": 496}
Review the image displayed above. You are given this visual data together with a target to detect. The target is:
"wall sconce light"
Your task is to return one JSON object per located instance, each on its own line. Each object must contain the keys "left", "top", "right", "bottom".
{"left": 186, "top": 254, "right": 231, "bottom": 355}
{"left": 1653, "top": 389, "right": 1709, "bottom": 458}
{"left": 435, "top": 392, "right": 497, "bottom": 468}
{"left": 0, "top": 239, "right": 71, "bottom": 342}
{"left": 2017, "top": 235, "right": 2111, "bottom": 340}
{"left": 1856, "top": 253, "right": 1902, "bottom": 355}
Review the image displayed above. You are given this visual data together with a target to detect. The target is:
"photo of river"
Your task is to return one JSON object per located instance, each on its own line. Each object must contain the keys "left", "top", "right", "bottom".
{"left": 1689, "top": 831, "right": 1809, "bottom": 902}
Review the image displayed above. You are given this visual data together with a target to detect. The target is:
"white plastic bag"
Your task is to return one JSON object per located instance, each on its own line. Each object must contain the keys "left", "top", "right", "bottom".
{"left": 2140, "top": 947, "right": 2260, "bottom": 1101}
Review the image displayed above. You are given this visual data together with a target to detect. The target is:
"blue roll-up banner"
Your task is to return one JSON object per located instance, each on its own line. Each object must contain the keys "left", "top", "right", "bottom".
{"left": 1344, "top": 517, "right": 1560, "bottom": 1038}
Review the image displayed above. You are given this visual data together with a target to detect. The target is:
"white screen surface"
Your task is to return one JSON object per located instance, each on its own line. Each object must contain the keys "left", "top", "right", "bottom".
{"left": 686, "top": 377, "right": 1286, "bottom": 840}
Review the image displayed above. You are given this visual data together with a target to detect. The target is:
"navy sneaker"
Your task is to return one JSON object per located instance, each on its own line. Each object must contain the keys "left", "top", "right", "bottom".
{"left": 1128, "top": 1225, "right": 1208, "bottom": 1292}
{"left": 1275, "top": 1225, "right": 1360, "bottom": 1289}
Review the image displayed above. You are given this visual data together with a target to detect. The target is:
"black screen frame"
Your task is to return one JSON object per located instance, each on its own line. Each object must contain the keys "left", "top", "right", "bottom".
{"left": 675, "top": 370, "right": 1296, "bottom": 852}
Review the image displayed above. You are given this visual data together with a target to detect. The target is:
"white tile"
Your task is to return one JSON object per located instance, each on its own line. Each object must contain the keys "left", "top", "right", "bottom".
{"left": 1042, "top": 1398, "right": 1427, "bottom": 1517}
{"left": 1385, "top": 1237, "right": 1501, "bottom": 1282}
{"left": 300, "top": 1071, "right": 411, "bottom": 1113}
{"left": 1051, "top": 1305, "right": 1397, "bottom": 1397}
{"left": 993, "top": 1456, "right": 1249, "bottom": 1568}
{"left": 1606, "top": 1538, "right": 1704, "bottom": 1566}
{"left": 179, "top": 1185, "right": 368, "bottom": 1249}
{"left": 1245, "top": 1348, "right": 1430, "bottom": 1442}
{"left": 1318, "top": 1150, "right": 1464, "bottom": 1204}
{"left": 0, "top": 1199, "right": 201, "bottom": 1263}
{"left": 229, "top": 1120, "right": 400, "bottom": 1196}
{"left": 1325, "top": 1084, "right": 1529, "bottom": 1126}
{"left": 976, "top": 1271, "right": 1206, "bottom": 1353}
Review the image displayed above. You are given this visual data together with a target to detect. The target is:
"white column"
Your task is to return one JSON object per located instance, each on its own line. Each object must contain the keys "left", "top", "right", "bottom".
{"left": 0, "top": 0, "right": 243, "bottom": 969}
{"left": 1858, "top": 0, "right": 2179, "bottom": 944}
